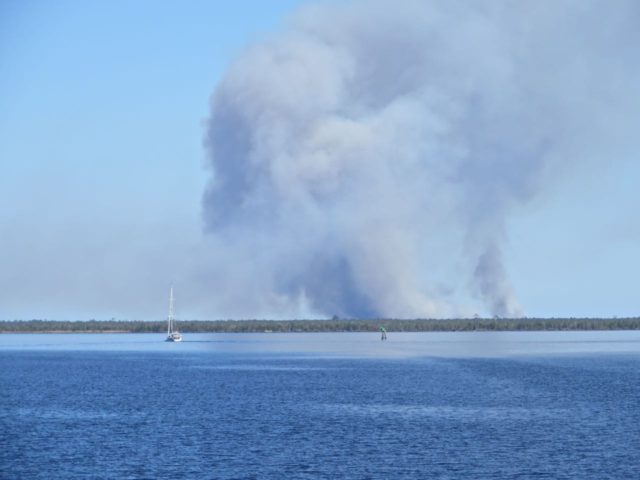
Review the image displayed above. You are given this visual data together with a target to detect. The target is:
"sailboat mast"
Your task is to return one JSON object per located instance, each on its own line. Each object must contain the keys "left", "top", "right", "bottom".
{"left": 168, "top": 287, "right": 174, "bottom": 335}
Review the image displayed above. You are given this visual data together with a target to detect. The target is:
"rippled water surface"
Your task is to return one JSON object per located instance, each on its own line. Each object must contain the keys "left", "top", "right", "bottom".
{"left": 1, "top": 332, "right": 639, "bottom": 479}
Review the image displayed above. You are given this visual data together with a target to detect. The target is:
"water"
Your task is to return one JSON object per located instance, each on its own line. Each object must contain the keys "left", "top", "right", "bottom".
{"left": 1, "top": 332, "right": 639, "bottom": 479}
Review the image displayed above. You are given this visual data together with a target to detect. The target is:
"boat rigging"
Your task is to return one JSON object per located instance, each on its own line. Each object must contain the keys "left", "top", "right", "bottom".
{"left": 165, "top": 286, "right": 182, "bottom": 342}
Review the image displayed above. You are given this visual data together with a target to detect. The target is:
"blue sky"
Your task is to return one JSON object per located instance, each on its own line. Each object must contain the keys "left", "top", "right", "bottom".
{"left": 0, "top": 0, "right": 308, "bottom": 319}
{"left": 1, "top": 0, "right": 638, "bottom": 320}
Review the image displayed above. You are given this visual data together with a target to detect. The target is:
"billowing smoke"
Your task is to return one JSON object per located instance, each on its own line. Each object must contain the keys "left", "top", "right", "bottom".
{"left": 202, "top": 0, "right": 639, "bottom": 318}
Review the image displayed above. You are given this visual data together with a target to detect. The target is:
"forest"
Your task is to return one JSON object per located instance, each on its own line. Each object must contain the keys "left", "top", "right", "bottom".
{"left": 1, "top": 317, "right": 639, "bottom": 333}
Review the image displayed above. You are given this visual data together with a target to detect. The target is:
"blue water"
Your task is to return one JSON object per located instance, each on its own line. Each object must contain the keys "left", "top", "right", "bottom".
{"left": 1, "top": 332, "right": 639, "bottom": 479}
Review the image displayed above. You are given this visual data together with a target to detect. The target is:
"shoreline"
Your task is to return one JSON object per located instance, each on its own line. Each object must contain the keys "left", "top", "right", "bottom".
{"left": 2, "top": 318, "right": 639, "bottom": 334}
{"left": 3, "top": 328, "right": 640, "bottom": 334}
{"left": 0, "top": 330, "right": 132, "bottom": 334}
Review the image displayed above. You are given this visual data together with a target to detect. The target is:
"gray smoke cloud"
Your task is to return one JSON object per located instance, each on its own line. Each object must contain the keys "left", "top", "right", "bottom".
{"left": 202, "top": 0, "right": 639, "bottom": 318}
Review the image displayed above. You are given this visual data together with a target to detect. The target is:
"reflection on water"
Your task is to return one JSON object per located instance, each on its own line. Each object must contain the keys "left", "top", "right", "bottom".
{"left": 16, "top": 408, "right": 120, "bottom": 421}
{"left": 1, "top": 330, "right": 639, "bottom": 357}
{"left": 185, "top": 364, "right": 328, "bottom": 371}
{"left": 321, "top": 404, "right": 570, "bottom": 421}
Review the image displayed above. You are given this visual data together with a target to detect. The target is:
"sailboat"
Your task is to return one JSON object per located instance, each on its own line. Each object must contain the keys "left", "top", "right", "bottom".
{"left": 165, "top": 287, "right": 182, "bottom": 342}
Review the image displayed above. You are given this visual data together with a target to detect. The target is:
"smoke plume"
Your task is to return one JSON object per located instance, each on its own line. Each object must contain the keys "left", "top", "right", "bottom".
{"left": 202, "top": 0, "right": 639, "bottom": 318}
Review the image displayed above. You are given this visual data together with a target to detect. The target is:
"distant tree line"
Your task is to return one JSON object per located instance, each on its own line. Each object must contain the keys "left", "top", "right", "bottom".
{"left": 1, "top": 317, "right": 640, "bottom": 333}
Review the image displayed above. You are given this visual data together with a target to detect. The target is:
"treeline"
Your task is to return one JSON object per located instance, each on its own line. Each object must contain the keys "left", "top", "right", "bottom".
{"left": 1, "top": 317, "right": 640, "bottom": 333}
